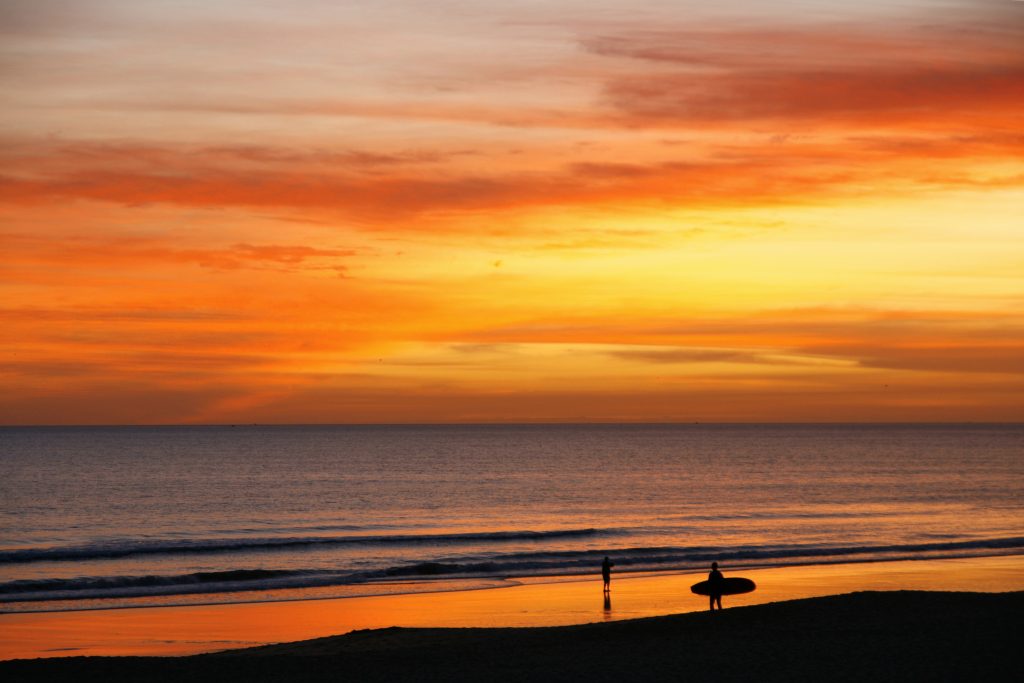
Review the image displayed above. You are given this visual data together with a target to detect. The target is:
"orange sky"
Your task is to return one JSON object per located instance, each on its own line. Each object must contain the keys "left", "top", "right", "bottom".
{"left": 2, "top": 0, "right": 1022, "bottom": 424}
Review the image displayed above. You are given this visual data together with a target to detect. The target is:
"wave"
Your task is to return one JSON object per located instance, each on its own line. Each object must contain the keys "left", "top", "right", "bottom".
{"left": 0, "top": 569, "right": 313, "bottom": 595}
{"left": 373, "top": 536, "right": 1024, "bottom": 578}
{"left": 464, "top": 535, "right": 1024, "bottom": 566}
{"left": 0, "top": 528, "right": 605, "bottom": 564}
{"left": 0, "top": 568, "right": 348, "bottom": 603}
{"left": 3, "top": 536, "right": 1022, "bottom": 604}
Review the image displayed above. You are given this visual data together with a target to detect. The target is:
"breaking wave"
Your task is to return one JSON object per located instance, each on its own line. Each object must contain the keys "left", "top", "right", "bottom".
{"left": 3, "top": 535, "right": 1022, "bottom": 604}
{"left": 0, "top": 528, "right": 605, "bottom": 564}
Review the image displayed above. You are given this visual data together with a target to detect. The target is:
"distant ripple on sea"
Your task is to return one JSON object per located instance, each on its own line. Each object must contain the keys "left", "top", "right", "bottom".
{"left": 1, "top": 424, "right": 1022, "bottom": 611}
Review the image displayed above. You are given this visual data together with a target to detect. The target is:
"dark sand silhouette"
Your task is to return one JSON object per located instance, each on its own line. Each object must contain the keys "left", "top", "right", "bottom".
{"left": 3, "top": 591, "right": 1020, "bottom": 682}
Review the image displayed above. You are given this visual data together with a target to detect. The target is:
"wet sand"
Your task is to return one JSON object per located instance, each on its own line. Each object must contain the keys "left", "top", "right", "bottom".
{"left": 1, "top": 555, "right": 1022, "bottom": 662}
{"left": 3, "top": 590, "right": 1021, "bottom": 682}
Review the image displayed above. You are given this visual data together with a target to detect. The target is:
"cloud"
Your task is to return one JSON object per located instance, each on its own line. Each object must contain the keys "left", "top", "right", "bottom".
{"left": 4, "top": 304, "right": 1021, "bottom": 424}
{"left": 456, "top": 308, "right": 1024, "bottom": 376}
{"left": 40, "top": 377, "right": 1012, "bottom": 425}
{"left": 0, "top": 149, "right": 959, "bottom": 219}
{"left": 605, "top": 347, "right": 798, "bottom": 366}
{"left": 2, "top": 232, "right": 356, "bottom": 273}
{"left": 586, "top": 13, "right": 1024, "bottom": 127}
{"left": 801, "top": 344, "right": 1024, "bottom": 376}
{"left": 602, "top": 63, "right": 1024, "bottom": 127}
{"left": 3, "top": 122, "right": 1021, "bottom": 223}
{"left": 13, "top": 139, "right": 454, "bottom": 171}
{"left": 0, "top": 306, "right": 240, "bottom": 322}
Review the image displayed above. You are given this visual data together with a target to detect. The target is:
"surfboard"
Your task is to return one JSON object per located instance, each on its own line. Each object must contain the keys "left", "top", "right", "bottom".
{"left": 690, "top": 577, "right": 756, "bottom": 596}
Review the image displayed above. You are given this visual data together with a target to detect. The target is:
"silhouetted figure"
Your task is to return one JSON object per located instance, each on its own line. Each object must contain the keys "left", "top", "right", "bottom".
{"left": 601, "top": 556, "right": 614, "bottom": 592}
{"left": 708, "top": 561, "right": 724, "bottom": 611}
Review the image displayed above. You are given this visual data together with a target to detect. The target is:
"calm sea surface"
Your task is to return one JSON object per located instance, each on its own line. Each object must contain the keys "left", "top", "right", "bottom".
{"left": 1, "top": 424, "right": 1021, "bottom": 612}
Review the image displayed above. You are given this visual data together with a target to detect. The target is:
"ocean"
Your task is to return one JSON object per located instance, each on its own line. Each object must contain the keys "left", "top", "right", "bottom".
{"left": 1, "top": 424, "right": 1021, "bottom": 613}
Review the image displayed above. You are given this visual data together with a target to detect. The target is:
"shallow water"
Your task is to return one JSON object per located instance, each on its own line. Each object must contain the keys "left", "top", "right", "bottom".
{"left": 1, "top": 424, "right": 1021, "bottom": 611}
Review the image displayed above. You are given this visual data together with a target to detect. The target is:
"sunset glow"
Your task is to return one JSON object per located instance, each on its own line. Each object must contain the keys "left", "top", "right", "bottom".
{"left": 3, "top": 0, "right": 1022, "bottom": 424}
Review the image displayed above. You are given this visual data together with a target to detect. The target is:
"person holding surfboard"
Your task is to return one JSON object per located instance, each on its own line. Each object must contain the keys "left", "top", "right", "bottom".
{"left": 690, "top": 564, "right": 755, "bottom": 608}
{"left": 708, "top": 561, "right": 724, "bottom": 611}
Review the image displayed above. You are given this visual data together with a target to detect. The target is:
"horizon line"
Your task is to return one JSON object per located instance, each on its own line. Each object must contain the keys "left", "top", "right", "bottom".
{"left": 2, "top": 421, "right": 1021, "bottom": 428}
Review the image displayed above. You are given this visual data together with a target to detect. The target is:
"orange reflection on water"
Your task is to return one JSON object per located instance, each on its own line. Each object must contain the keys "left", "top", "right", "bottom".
{"left": 1, "top": 555, "right": 1022, "bottom": 661}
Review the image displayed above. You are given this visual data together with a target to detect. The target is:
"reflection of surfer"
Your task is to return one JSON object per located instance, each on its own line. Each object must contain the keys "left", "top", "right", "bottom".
{"left": 708, "top": 561, "right": 724, "bottom": 611}
{"left": 601, "top": 556, "right": 614, "bottom": 592}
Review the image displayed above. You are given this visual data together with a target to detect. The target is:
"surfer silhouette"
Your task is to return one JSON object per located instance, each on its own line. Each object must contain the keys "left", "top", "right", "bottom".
{"left": 708, "top": 561, "right": 724, "bottom": 611}
{"left": 601, "top": 556, "right": 614, "bottom": 592}
{"left": 690, "top": 564, "right": 755, "bottom": 606}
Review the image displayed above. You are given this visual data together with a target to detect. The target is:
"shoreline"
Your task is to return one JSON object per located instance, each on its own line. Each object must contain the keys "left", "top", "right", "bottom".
{"left": 5, "top": 550, "right": 1022, "bottom": 616}
{"left": 1, "top": 554, "right": 1022, "bottom": 661}
{"left": 2, "top": 590, "right": 1021, "bottom": 682}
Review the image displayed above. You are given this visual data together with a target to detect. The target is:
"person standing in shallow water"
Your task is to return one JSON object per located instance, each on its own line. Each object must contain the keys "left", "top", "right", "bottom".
{"left": 601, "top": 556, "right": 614, "bottom": 592}
{"left": 708, "top": 561, "right": 724, "bottom": 611}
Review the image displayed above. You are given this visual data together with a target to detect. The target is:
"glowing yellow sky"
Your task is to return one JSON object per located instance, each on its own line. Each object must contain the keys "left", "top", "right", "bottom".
{"left": 2, "top": 0, "right": 1022, "bottom": 423}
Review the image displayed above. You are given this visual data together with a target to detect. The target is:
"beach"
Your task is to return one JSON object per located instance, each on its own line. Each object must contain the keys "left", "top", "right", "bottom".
{"left": 3, "top": 425, "right": 1021, "bottom": 677}
{"left": 3, "top": 589, "right": 1020, "bottom": 682}
{"left": 2, "top": 555, "right": 1022, "bottom": 663}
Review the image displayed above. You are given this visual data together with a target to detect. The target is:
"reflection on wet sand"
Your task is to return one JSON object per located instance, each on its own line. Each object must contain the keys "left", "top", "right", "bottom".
{"left": 1, "top": 555, "right": 1022, "bottom": 661}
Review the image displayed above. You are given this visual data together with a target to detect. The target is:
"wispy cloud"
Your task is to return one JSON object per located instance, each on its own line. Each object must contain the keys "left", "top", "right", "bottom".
{"left": 605, "top": 347, "right": 809, "bottom": 366}
{"left": 2, "top": 1, "right": 1022, "bottom": 423}
{"left": 587, "top": 16, "right": 1024, "bottom": 127}
{"left": 3, "top": 138, "right": 1018, "bottom": 221}
{"left": 3, "top": 232, "right": 356, "bottom": 273}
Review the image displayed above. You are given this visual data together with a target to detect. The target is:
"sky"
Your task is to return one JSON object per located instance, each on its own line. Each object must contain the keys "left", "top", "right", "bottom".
{"left": 2, "top": 0, "right": 1022, "bottom": 424}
